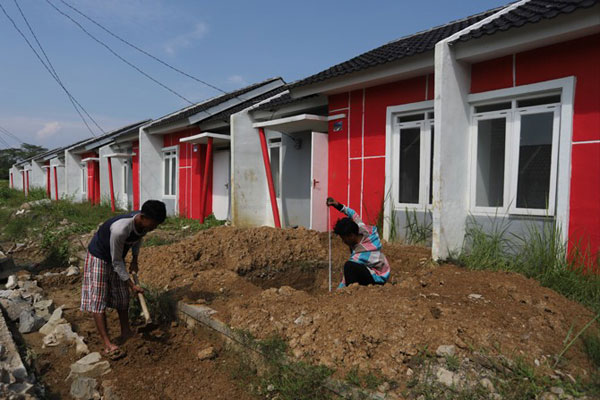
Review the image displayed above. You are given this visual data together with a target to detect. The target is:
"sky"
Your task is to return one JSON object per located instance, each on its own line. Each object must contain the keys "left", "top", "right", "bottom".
{"left": 0, "top": 0, "right": 508, "bottom": 149}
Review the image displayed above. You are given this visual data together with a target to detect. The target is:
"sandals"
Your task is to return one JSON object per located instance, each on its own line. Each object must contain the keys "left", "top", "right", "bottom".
{"left": 103, "top": 348, "right": 126, "bottom": 361}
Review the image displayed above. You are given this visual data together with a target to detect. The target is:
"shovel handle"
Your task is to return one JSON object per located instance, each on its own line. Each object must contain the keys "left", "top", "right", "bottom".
{"left": 131, "top": 273, "right": 151, "bottom": 323}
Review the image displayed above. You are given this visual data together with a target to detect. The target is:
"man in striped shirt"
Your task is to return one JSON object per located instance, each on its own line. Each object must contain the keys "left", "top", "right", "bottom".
{"left": 327, "top": 197, "right": 390, "bottom": 288}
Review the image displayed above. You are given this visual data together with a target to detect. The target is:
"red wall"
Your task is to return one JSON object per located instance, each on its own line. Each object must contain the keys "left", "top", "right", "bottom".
{"left": 10, "top": 172, "right": 13, "bottom": 188}
{"left": 327, "top": 74, "right": 433, "bottom": 225}
{"left": 132, "top": 141, "right": 140, "bottom": 210}
{"left": 163, "top": 128, "right": 213, "bottom": 220}
{"left": 471, "top": 34, "right": 600, "bottom": 268}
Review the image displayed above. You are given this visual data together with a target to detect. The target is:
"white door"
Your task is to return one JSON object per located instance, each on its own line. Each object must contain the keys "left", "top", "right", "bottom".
{"left": 212, "top": 150, "right": 230, "bottom": 220}
{"left": 310, "top": 132, "right": 328, "bottom": 231}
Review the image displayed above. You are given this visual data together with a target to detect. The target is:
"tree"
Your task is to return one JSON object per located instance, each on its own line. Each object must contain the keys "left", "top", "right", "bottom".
{"left": 0, "top": 143, "right": 48, "bottom": 180}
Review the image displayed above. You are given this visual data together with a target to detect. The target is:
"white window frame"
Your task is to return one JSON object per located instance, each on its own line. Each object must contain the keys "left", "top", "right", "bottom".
{"left": 122, "top": 160, "right": 129, "bottom": 195}
{"left": 162, "top": 146, "right": 178, "bottom": 198}
{"left": 391, "top": 109, "right": 434, "bottom": 211}
{"left": 268, "top": 139, "right": 282, "bottom": 201}
{"left": 80, "top": 164, "right": 87, "bottom": 195}
{"left": 469, "top": 91, "right": 564, "bottom": 217}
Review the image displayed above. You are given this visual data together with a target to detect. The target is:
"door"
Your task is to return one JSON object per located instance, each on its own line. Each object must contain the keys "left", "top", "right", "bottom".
{"left": 310, "top": 132, "right": 328, "bottom": 231}
{"left": 212, "top": 149, "right": 230, "bottom": 220}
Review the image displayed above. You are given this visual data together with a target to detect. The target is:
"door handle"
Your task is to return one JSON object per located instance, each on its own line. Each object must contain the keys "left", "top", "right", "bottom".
{"left": 313, "top": 179, "right": 319, "bottom": 188}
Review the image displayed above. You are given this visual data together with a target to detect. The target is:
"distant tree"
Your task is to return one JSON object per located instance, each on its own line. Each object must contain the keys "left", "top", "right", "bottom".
{"left": 0, "top": 143, "right": 48, "bottom": 180}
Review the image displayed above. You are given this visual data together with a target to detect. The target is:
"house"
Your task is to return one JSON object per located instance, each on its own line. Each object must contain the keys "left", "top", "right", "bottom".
{"left": 64, "top": 121, "right": 148, "bottom": 205}
{"left": 431, "top": 0, "right": 600, "bottom": 262}
{"left": 231, "top": 91, "right": 331, "bottom": 230}
{"left": 139, "top": 78, "right": 286, "bottom": 219}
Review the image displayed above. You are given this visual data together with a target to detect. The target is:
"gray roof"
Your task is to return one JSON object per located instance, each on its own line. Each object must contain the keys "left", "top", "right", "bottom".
{"left": 149, "top": 78, "right": 283, "bottom": 129}
{"left": 457, "top": 0, "right": 599, "bottom": 42}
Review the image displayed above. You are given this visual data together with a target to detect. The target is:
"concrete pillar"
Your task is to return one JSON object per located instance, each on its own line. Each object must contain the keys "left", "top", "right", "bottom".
{"left": 432, "top": 41, "right": 472, "bottom": 260}
{"left": 230, "top": 109, "right": 269, "bottom": 227}
{"left": 139, "top": 127, "right": 167, "bottom": 212}
{"left": 49, "top": 158, "right": 65, "bottom": 200}
{"left": 65, "top": 150, "right": 84, "bottom": 202}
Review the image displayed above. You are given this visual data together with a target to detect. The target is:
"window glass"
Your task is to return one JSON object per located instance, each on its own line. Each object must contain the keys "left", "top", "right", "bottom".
{"left": 475, "top": 102, "right": 511, "bottom": 113}
{"left": 270, "top": 146, "right": 280, "bottom": 198}
{"left": 398, "top": 114, "right": 425, "bottom": 123}
{"left": 517, "top": 95, "right": 560, "bottom": 108}
{"left": 516, "top": 112, "right": 553, "bottom": 209}
{"left": 476, "top": 118, "right": 506, "bottom": 207}
{"left": 171, "top": 157, "right": 177, "bottom": 196}
{"left": 82, "top": 167, "right": 87, "bottom": 193}
{"left": 399, "top": 127, "right": 420, "bottom": 203}
{"left": 429, "top": 126, "right": 434, "bottom": 204}
{"left": 164, "top": 155, "right": 170, "bottom": 195}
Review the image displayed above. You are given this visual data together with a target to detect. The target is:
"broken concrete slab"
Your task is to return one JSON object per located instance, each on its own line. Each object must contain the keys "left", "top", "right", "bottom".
{"left": 70, "top": 376, "right": 100, "bottom": 400}
{"left": 18, "top": 310, "right": 45, "bottom": 334}
{"left": 39, "top": 306, "right": 65, "bottom": 335}
{"left": 436, "top": 345, "right": 456, "bottom": 357}
{"left": 0, "top": 297, "right": 33, "bottom": 322}
{"left": 65, "top": 266, "right": 80, "bottom": 277}
{"left": 0, "top": 303, "right": 28, "bottom": 381}
{"left": 43, "top": 323, "right": 89, "bottom": 355}
{"left": 67, "top": 352, "right": 111, "bottom": 380}
{"left": 5, "top": 275, "right": 17, "bottom": 290}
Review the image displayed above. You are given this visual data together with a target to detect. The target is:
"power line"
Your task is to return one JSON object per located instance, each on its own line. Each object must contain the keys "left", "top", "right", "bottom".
{"left": 58, "top": 0, "right": 228, "bottom": 95}
{"left": 12, "top": 0, "right": 105, "bottom": 136}
{"left": 44, "top": 0, "right": 194, "bottom": 105}
{"left": 0, "top": 130, "right": 12, "bottom": 149}
{"left": 0, "top": 124, "right": 24, "bottom": 144}
{"left": 0, "top": 0, "right": 99, "bottom": 137}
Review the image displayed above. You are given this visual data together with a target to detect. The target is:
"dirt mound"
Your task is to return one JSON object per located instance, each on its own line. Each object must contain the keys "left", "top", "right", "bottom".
{"left": 226, "top": 265, "right": 597, "bottom": 380}
{"left": 139, "top": 225, "right": 428, "bottom": 291}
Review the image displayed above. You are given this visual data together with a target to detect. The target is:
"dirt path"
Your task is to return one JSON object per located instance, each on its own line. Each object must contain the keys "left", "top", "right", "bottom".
{"left": 22, "top": 272, "right": 256, "bottom": 400}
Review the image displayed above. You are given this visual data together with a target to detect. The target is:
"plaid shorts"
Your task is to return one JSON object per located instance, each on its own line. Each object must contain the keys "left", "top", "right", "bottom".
{"left": 81, "top": 251, "right": 130, "bottom": 313}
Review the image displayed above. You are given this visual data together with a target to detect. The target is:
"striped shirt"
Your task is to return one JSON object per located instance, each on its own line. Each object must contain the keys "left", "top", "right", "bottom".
{"left": 339, "top": 205, "right": 390, "bottom": 287}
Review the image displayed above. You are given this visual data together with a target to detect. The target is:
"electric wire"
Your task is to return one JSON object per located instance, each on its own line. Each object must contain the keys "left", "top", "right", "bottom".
{"left": 0, "top": 124, "right": 24, "bottom": 144}
{"left": 44, "top": 0, "right": 194, "bottom": 105}
{"left": 0, "top": 132, "right": 12, "bottom": 149}
{"left": 58, "top": 0, "right": 228, "bottom": 95}
{"left": 12, "top": 0, "right": 105, "bottom": 136}
{"left": 0, "top": 0, "right": 99, "bottom": 137}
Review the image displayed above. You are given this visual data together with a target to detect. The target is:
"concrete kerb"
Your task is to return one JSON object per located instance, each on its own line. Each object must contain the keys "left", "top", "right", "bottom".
{"left": 177, "top": 302, "right": 386, "bottom": 400}
{"left": 0, "top": 301, "right": 28, "bottom": 381}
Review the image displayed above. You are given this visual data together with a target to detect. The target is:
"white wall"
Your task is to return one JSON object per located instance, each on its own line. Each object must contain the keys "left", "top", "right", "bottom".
{"left": 49, "top": 157, "right": 65, "bottom": 200}
{"left": 139, "top": 127, "right": 174, "bottom": 214}
{"left": 10, "top": 166, "right": 23, "bottom": 190}
{"left": 230, "top": 108, "right": 269, "bottom": 227}
{"left": 30, "top": 160, "right": 46, "bottom": 190}
{"left": 99, "top": 144, "right": 132, "bottom": 211}
{"left": 65, "top": 150, "right": 85, "bottom": 202}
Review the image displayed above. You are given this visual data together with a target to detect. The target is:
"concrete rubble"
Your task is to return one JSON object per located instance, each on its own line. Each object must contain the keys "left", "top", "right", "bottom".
{"left": 67, "top": 352, "right": 111, "bottom": 381}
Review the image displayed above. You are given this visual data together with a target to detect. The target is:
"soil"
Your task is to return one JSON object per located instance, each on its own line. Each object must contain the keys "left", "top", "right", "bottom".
{"left": 138, "top": 226, "right": 598, "bottom": 382}
{"left": 9, "top": 225, "right": 599, "bottom": 399}
{"left": 23, "top": 273, "right": 255, "bottom": 400}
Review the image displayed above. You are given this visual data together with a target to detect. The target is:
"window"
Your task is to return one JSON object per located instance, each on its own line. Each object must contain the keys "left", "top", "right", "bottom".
{"left": 393, "top": 111, "right": 434, "bottom": 207}
{"left": 122, "top": 161, "right": 129, "bottom": 194}
{"left": 471, "top": 94, "right": 560, "bottom": 215}
{"left": 81, "top": 165, "right": 87, "bottom": 194}
{"left": 268, "top": 141, "right": 281, "bottom": 199}
{"left": 163, "top": 148, "right": 177, "bottom": 197}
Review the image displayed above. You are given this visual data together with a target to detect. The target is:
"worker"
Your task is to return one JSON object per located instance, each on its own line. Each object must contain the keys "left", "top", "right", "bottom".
{"left": 81, "top": 200, "right": 167, "bottom": 359}
{"left": 326, "top": 197, "right": 390, "bottom": 288}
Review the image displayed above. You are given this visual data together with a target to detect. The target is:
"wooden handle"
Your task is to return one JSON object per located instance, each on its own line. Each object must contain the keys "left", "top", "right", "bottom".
{"left": 131, "top": 273, "right": 151, "bottom": 323}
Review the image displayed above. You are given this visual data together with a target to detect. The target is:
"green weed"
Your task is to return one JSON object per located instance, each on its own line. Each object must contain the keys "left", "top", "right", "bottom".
{"left": 404, "top": 207, "right": 432, "bottom": 245}
{"left": 129, "top": 285, "right": 177, "bottom": 325}
{"left": 445, "top": 354, "right": 460, "bottom": 372}
{"left": 582, "top": 331, "right": 600, "bottom": 369}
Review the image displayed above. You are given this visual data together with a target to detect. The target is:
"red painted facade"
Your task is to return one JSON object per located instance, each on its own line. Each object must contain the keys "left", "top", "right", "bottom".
{"left": 470, "top": 34, "right": 600, "bottom": 267}
{"left": 327, "top": 75, "right": 433, "bottom": 225}
{"left": 132, "top": 141, "right": 140, "bottom": 210}
{"left": 82, "top": 151, "right": 100, "bottom": 205}
{"left": 163, "top": 129, "right": 213, "bottom": 220}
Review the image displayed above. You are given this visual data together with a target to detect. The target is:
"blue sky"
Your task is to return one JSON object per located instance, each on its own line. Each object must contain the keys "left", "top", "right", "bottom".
{"left": 0, "top": 0, "right": 507, "bottom": 149}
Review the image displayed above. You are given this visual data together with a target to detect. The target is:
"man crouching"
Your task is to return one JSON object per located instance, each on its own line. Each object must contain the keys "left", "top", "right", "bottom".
{"left": 326, "top": 197, "right": 390, "bottom": 288}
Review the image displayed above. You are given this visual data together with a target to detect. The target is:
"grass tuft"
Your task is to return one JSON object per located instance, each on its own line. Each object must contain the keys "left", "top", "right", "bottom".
{"left": 129, "top": 285, "right": 177, "bottom": 325}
